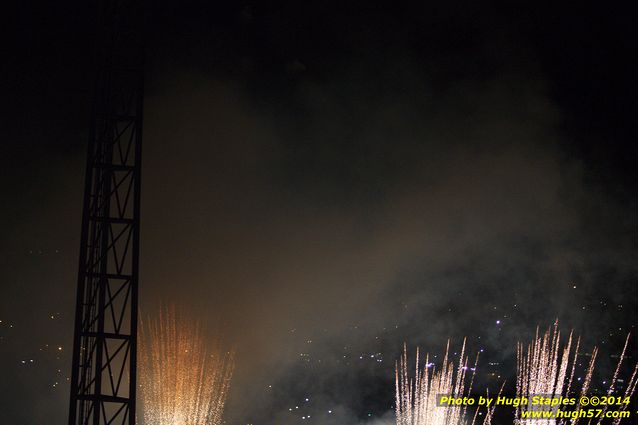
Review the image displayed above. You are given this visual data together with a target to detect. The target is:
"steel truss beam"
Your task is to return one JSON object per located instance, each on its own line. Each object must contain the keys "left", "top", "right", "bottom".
{"left": 69, "top": 2, "right": 143, "bottom": 425}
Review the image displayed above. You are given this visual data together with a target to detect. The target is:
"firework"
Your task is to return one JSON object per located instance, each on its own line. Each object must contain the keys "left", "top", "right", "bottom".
{"left": 396, "top": 340, "right": 497, "bottom": 425}
{"left": 139, "top": 307, "right": 234, "bottom": 425}
{"left": 516, "top": 322, "right": 638, "bottom": 425}
{"left": 516, "top": 322, "right": 582, "bottom": 425}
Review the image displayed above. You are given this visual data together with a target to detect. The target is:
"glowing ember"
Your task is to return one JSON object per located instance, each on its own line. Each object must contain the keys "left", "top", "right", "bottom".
{"left": 139, "top": 306, "right": 234, "bottom": 425}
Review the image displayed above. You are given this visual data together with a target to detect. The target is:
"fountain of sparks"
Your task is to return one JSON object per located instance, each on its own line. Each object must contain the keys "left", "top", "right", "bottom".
{"left": 396, "top": 340, "right": 498, "bottom": 425}
{"left": 139, "top": 307, "right": 234, "bottom": 425}
{"left": 516, "top": 321, "right": 638, "bottom": 425}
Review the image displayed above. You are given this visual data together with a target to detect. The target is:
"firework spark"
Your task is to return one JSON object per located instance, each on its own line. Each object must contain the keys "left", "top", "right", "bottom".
{"left": 396, "top": 340, "right": 497, "bottom": 425}
{"left": 516, "top": 322, "right": 638, "bottom": 425}
{"left": 139, "top": 307, "right": 234, "bottom": 425}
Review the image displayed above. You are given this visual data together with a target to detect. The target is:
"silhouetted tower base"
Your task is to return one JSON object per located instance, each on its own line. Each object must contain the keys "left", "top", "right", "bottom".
{"left": 68, "top": 1, "right": 144, "bottom": 425}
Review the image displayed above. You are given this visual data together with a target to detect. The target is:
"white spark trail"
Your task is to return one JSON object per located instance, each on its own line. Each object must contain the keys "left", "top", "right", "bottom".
{"left": 396, "top": 340, "right": 495, "bottom": 425}
{"left": 517, "top": 323, "right": 638, "bottom": 425}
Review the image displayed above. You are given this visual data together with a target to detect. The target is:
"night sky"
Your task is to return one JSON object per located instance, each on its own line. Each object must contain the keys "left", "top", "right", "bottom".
{"left": 2, "top": 1, "right": 638, "bottom": 424}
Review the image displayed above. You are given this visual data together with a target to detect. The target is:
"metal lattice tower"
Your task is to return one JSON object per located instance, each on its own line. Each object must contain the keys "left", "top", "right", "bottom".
{"left": 68, "top": 1, "right": 143, "bottom": 425}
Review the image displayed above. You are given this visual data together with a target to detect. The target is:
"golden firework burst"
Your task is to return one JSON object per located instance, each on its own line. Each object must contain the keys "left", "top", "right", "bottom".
{"left": 139, "top": 306, "right": 234, "bottom": 425}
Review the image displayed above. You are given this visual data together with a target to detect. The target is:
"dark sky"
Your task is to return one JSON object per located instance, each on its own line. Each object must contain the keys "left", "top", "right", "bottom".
{"left": 2, "top": 1, "right": 638, "bottom": 425}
